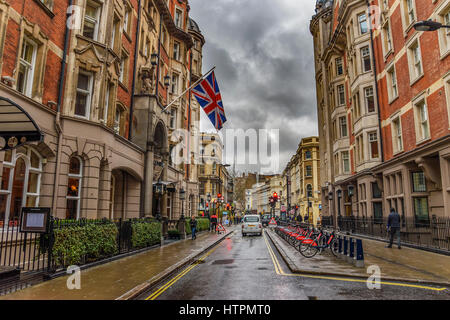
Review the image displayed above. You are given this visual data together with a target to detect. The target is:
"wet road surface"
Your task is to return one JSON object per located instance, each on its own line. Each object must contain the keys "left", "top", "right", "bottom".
{"left": 137, "top": 229, "right": 450, "bottom": 300}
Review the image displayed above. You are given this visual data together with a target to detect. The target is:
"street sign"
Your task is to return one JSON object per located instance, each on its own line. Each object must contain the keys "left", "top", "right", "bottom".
{"left": 216, "top": 224, "right": 226, "bottom": 233}
{"left": 268, "top": 217, "right": 277, "bottom": 226}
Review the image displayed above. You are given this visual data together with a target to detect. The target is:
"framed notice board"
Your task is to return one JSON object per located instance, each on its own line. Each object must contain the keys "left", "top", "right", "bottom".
{"left": 20, "top": 207, "right": 51, "bottom": 233}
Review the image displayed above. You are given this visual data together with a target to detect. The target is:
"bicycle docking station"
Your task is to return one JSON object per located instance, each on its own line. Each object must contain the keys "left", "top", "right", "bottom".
{"left": 332, "top": 232, "right": 364, "bottom": 268}
{"left": 274, "top": 223, "right": 365, "bottom": 268}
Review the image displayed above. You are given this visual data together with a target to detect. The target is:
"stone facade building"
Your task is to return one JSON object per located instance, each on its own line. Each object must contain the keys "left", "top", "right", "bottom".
{"left": 0, "top": 0, "right": 205, "bottom": 224}
{"left": 310, "top": 0, "right": 450, "bottom": 223}
{"left": 281, "top": 137, "right": 321, "bottom": 223}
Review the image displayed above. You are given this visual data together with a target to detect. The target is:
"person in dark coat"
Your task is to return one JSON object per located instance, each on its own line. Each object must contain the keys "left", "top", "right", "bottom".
{"left": 190, "top": 216, "right": 198, "bottom": 240}
{"left": 210, "top": 214, "right": 218, "bottom": 233}
{"left": 386, "top": 208, "right": 401, "bottom": 249}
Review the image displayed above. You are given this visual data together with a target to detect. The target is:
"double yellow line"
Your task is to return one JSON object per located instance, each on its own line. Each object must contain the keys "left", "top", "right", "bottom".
{"left": 145, "top": 237, "right": 225, "bottom": 300}
{"left": 262, "top": 231, "right": 448, "bottom": 292}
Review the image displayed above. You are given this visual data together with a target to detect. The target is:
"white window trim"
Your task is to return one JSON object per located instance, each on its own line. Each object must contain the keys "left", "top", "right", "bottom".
{"left": 174, "top": 6, "right": 184, "bottom": 29}
{"left": 66, "top": 157, "right": 83, "bottom": 220}
{"left": 408, "top": 39, "right": 423, "bottom": 85}
{"left": 412, "top": 96, "right": 431, "bottom": 144}
{"left": 75, "top": 70, "right": 94, "bottom": 119}
{"left": 391, "top": 115, "right": 404, "bottom": 154}
{"left": 83, "top": 0, "right": 101, "bottom": 41}
{"left": 436, "top": 1, "right": 450, "bottom": 59}
{"left": 357, "top": 12, "right": 368, "bottom": 35}
{"left": 336, "top": 83, "right": 346, "bottom": 106}
{"left": 0, "top": 148, "right": 42, "bottom": 225}
{"left": 342, "top": 151, "right": 350, "bottom": 174}
{"left": 400, "top": 0, "right": 417, "bottom": 34}
{"left": 18, "top": 37, "right": 37, "bottom": 98}
{"left": 381, "top": 18, "right": 394, "bottom": 59}
{"left": 386, "top": 63, "right": 399, "bottom": 103}
{"left": 368, "top": 131, "right": 380, "bottom": 160}
{"left": 361, "top": 45, "right": 372, "bottom": 74}
{"left": 173, "top": 41, "right": 180, "bottom": 61}
{"left": 364, "top": 86, "right": 375, "bottom": 114}
{"left": 444, "top": 74, "right": 450, "bottom": 130}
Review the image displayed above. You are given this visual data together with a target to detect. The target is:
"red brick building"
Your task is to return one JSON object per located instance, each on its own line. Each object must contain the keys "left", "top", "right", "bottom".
{"left": 0, "top": 0, "right": 205, "bottom": 224}
{"left": 372, "top": 0, "right": 450, "bottom": 219}
{"left": 311, "top": 0, "right": 450, "bottom": 225}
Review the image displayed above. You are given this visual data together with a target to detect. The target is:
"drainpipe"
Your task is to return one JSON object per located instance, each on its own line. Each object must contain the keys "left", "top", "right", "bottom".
{"left": 128, "top": 0, "right": 142, "bottom": 140}
{"left": 52, "top": 0, "right": 73, "bottom": 215}
{"left": 366, "top": 0, "right": 385, "bottom": 163}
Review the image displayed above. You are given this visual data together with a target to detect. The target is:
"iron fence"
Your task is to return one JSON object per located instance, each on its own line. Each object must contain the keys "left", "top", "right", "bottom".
{"left": 0, "top": 217, "right": 50, "bottom": 274}
{"left": 319, "top": 215, "right": 450, "bottom": 252}
{"left": 1, "top": 216, "right": 161, "bottom": 273}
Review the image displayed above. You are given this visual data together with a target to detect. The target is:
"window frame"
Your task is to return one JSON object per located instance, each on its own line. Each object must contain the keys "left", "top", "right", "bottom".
{"left": 75, "top": 70, "right": 94, "bottom": 119}
{"left": 361, "top": 46, "right": 372, "bottom": 73}
{"left": 66, "top": 156, "right": 83, "bottom": 220}
{"left": 83, "top": 0, "right": 102, "bottom": 41}
{"left": 407, "top": 38, "right": 423, "bottom": 84}
{"left": 17, "top": 37, "right": 38, "bottom": 98}
{"left": 368, "top": 131, "right": 379, "bottom": 159}
{"left": 387, "top": 64, "right": 398, "bottom": 103}
{"left": 391, "top": 116, "right": 404, "bottom": 154}
{"left": 413, "top": 98, "right": 430, "bottom": 143}
{"left": 358, "top": 13, "right": 368, "bottom": 35}
{"left": 364, "top": 86, "right": 375, "bottom": 113}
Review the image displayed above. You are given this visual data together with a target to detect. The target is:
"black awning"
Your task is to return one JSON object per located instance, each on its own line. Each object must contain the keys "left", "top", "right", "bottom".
{"left": 0, "top": 97, "right": 43, "bottom": 151}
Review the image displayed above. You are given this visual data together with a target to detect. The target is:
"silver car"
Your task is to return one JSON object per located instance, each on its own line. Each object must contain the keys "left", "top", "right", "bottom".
{"left": 242, "top": 215, "right": 262, "bottom": 236}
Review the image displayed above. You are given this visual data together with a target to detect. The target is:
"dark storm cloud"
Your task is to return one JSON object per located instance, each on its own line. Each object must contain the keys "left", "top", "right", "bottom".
{"left": 190, "top": 0, "right": 318, "bottom": 173}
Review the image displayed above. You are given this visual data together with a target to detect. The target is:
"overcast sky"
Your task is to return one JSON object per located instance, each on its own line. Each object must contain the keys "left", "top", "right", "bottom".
{"left": 189, "top": 0, "right": 318, "bottom": 175}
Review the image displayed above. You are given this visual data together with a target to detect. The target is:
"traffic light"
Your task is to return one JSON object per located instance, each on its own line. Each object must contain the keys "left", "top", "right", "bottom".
{"left": 272, "top": 192, "right": 278, "bottom": 202}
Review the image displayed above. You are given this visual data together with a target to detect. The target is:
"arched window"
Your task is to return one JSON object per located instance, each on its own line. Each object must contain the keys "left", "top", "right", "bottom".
{"left": 66, "top": 157, "right": 82, "bottom": 220}
{"left": 0, "top": 147, "right": 42, "bottom": 224}
{"left": 307, "top": 184, "right": 313, "bottom": 198}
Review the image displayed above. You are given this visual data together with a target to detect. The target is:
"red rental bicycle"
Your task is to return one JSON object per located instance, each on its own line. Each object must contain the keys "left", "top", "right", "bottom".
{"left": 298, "top": 229, "right": 339, "bottom": 258}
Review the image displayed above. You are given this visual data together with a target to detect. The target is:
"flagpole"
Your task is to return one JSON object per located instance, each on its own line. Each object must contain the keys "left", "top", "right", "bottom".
{"left": 161, "top": 66, "right": 216, "bottom": 114}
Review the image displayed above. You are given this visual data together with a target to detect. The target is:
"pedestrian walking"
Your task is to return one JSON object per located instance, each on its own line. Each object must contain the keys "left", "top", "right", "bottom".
{"left": 190, "top": 215, "right": 198, "bottom": 240}
{"left": 210, "top": 214, "right": 218, "bottom": 233}
{"left": 386, "top": 208, "right": 401, "bottom": 249}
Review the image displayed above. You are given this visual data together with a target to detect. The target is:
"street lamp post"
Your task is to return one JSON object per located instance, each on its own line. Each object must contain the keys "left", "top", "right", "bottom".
{"left": 179, "top": 188, "right": 186, "bottom": 220}
{"left": 414, "top": 20, "right": 450, "bottom": 32}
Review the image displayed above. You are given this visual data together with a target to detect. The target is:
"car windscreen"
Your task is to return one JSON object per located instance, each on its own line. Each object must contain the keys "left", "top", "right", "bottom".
{"left": 244, "top": 216, "right": 260, "bottom": 223}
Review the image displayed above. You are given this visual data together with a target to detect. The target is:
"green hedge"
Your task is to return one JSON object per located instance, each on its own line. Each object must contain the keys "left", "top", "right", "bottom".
{"left": 185, "top": 218, "right": 210, "bottom": 235}
{"left": 131, "top": 221, "right": 161, "bottom": 249}
{"left": 51, "top": 223, "right": 119, "bottom": 267}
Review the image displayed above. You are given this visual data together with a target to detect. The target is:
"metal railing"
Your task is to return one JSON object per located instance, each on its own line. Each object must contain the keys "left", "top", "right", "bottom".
{"left": 319, "top": 216, "right": 450, "bottom": 252}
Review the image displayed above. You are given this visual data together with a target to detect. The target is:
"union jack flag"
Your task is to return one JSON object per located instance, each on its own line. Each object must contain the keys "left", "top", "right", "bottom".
{"left": 192, "top": 71, "right": 227, "bottom": 130}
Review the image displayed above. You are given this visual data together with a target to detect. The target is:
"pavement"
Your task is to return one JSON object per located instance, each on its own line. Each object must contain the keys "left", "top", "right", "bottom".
{"left": 266, "top": 227, "right": 450, "bottom": 286}
{"left": 0, "top": 226, "right": 236, "bottom": 300}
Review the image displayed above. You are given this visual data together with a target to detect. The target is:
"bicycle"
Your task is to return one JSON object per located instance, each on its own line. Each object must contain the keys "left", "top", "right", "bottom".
{"left": 298, "top": 229, "right": 339, "bottom": 258}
